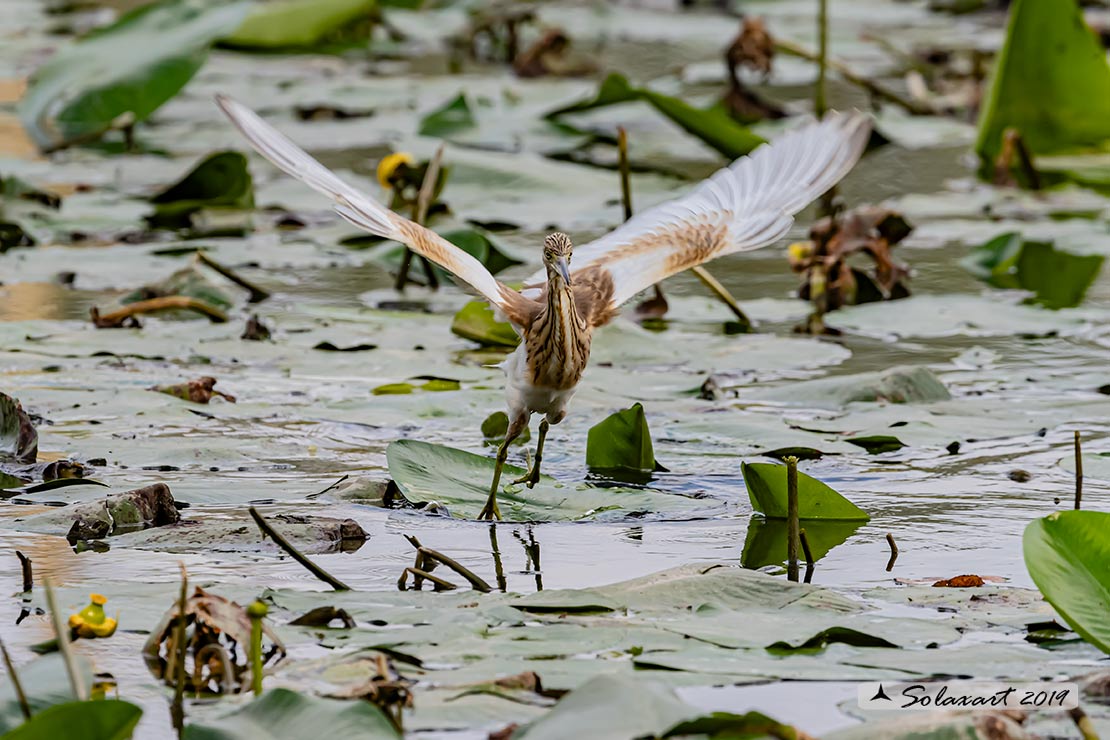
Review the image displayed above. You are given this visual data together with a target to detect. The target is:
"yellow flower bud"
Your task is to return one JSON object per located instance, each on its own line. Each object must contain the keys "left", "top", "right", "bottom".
{"left": 376, "top": 152, "right": 415, "bottom": 189}
{"left": 69, "top": 594, "right": 118, "bottom": 639}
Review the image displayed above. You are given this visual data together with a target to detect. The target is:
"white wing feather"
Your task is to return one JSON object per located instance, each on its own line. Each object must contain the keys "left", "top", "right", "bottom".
{"left": 525, "top": 111, "right": 871, "bottom": 309}
{"left": 215, "top": 95, "right": 516, "bottom": 312}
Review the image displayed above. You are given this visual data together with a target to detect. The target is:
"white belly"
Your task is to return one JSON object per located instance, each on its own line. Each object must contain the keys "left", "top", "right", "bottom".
{"left": 500, "top": 344, "right": 578, "bottom": 422}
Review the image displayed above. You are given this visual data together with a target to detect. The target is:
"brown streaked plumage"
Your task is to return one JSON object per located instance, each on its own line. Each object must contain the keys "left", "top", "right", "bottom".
{"left": 215, "top": 95, "right": 872, "bottom": 520}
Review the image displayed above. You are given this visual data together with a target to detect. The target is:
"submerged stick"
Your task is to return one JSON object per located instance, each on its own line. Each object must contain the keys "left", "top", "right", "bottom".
{"left": 248, "top": 507, "right": 350, "bottom": 591}
{"left": 404, "top": 535, "right": 492, "bottom": 592}
{"left": 91, "top": 296, "right": 228, "bottom": 326}
{"left": 43, "top": 578, "right": 86, "bottom": 701}
{"left": 786, "top": 456, "right": 800, "bottom": 582}
{"left": 399, "top": 567, "right": 457, "bottom": 592}
{"left": 0, "top": 638, "right": 31, "bottom": 720}
{"left": 195, "top": 251, "right": 270, "bottom": 303}
{"left": 776, "top": 39, "right": 932, "bottom": 115}
{"left": 815, "top": 0, "right": 828, "bottom": 117}
{"left": 16, "top": 551, "right": 31, "bottom": 593}
{"left": 885, "top": 532, "right": 899, "bottom": 572}
{"left": 1075, "top": 430, "right": 1084, "bottom": 510}
{"left": 171, "top": 564, "right": 187, "bottom": 737}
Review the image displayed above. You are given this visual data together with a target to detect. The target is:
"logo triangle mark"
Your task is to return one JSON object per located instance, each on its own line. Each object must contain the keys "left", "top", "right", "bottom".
{"left": 870, "top": 684, "right": 892, "bottom": 701}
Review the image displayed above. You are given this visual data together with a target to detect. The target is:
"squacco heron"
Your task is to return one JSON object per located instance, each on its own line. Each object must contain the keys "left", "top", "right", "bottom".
{"left": 217, "top": 96, "right": 870, "bottom": 520}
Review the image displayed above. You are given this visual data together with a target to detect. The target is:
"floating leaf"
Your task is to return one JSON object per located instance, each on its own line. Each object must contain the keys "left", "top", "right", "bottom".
{"left": 960, "top": 233, "right": 1103, "bottom": 309}
{"left": 19, "top": 0, "right": 250, "bottom": 150}
{"left": 585, "top": 403, "right": 665, "bottom": 479}
{"left": 742, "top": 462, "right": 869, "bottom": 521}
{"left": 976, "top": 0, "right": 1110, "bottom": 166}
{"left": 548, "top": 72, "right": 764, "bottom": 159}
{"left": 0, "top": 654, "right": 94, "bottom": 733}
{"left": 221, "top": 0, "right": 377, "bottom": 50}
{"left": 148, "top": 151, "right": 254, "bottom": 228}
{"left": 450, "top": 300, "right": 519, "bottom": 348}
{"left": 480, "top": 411, "right": 530, "bottom": 447}
{"left": 2, "top": 700, "right": 141, "bottom": 740}
{"left": 184, "top": 688, "right": 399, "bottom": 739}
{"left": 1023, "top": 510, "right": 1110, "bottom": 654}
{"left": 846, "top": 435, "right": 906, "bottom": 454}
{"left": 386, "top": 440, "right": 712, "bottom": 522}
{"left": 419, "top": 93, "right": 476, "bottom": 138}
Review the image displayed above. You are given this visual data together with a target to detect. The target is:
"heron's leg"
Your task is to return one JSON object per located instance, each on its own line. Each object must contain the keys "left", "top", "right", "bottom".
{"left": 478, "top": 413, "right": 527, "bottom": 521}
{"left": 512, "top": 419, "right": 549, "bottom": 488}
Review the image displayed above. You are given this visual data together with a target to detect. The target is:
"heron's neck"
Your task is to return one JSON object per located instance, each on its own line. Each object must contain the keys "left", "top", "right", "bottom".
{"left": 544, "top": 276, "right": 580, "bottom": 335}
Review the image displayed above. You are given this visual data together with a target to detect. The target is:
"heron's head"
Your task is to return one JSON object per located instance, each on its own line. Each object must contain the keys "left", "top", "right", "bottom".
{"left": 543, "top": 232, "right": 573, "bottom": 286}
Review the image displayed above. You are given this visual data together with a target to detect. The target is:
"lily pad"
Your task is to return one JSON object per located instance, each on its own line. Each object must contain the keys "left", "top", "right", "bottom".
{"left": 148, "top": 151, "right": 254, "bottom": 228}
{"left": 221, "top": 0, "right": 377, "bottom": 50}
{"left": 386, "top": 440, "right": 715, "bottom": 522}
{"left": 961, "top": 232, "right": 1103, "bottom": 309}
{"left": 19, "top": 0, "right": 250, "bottom": 150}
{"left": 419, "top": 93, "right": 476, "bottom": 138}
{"left": 183, "top": 688, "right": 400, "bottom": 739}
{"left": 450, "top": 300, "right": 520, "bottom": 347}
{"left": 585, "top": 403, "right": 664, "bottom": 479}
{"left": 0, "top": 654, "right": 94, "bottom": 733}
{"left": 846, "top": 435, "right": 906, "bottom": 454}
{"left": 547, "top": 72, "right": 765, "bottom": 160}
{"left": 742, "top": 462, "right": 869, "bottom": 521}
{"left": 1023, "top": 510, "right": 1110, "bottom": 654}
{"left": 3, "top": 700, "right": 141, "bottom": 740}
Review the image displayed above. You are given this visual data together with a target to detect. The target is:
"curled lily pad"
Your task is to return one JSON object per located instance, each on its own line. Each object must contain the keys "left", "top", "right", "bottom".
{"left": 742, "top": 462, "right": 869, "bottom": 521}
{"left": 585, "top": 403, "right": 666, "bottom": 480}
{"left": 147, "top": 151, "right": 254, "bottom": 228}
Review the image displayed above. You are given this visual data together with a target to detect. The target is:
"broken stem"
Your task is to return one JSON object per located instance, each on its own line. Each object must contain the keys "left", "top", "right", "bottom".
{"left": 1069, "top": 707, "right": 1100, "bottom": 740}
{"left": 775, "top": 39, "right": 932, "bottom": 115}
{"left": 195, "top": 251, "right": 270, "bottom": 303}
{"left": 799, "top": 528, "right": 815, "bottom": 567}
{"left": 400, "top": 567, "right": 457, "bottom": 591}
{"left": 617, "top": 126, "right": 633, "bottom": 221}
{"left": 885, "top": 532, "right": 899, "bottom": 572}
{"left": 248, "top": 507, "right": 350, "bottom": 591}
{"left": 0, "top": 638, "right": 30, "bottom": 720}
{"left": 1075, "top": 430, "right": 1083, "bottom": 511}
{"left": 44, "top": 578, "right": 86, "bottom": 701}
{"left": 171, "top": 563, "right": 187, "bottom": 737}
{"left": 16, "top": 551, "right": 31, "bottom": 593}
{"left": 815, "top": 0, "right": 828, "bottom": 117}
{"left": 404, "top": 535, "right": 492, "bottom": 592}
{"left": 690, "top": 266, "right": 752, "bottom": 328}
{"left": 91, "top": 296, "right": 228, "bottom": 326}
{"left": 786, "top": 456, "right": 800, "bottom": 583}
{"left": 396, "top": 145, "right": 445, "bottom": 291}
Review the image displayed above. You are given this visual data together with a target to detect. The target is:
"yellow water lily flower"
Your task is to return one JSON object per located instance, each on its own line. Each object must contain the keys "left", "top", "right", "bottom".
{"left": 68, "top": 593, "right": 118, "bottom": 639}
{"left": 377, "top": 152, "right": 415, "bottom": 189}
{"left": 787, "top": 241, "right": 813, "bottom": 264}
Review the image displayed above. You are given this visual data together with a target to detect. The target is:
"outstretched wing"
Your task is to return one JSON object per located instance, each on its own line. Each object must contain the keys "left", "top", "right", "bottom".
{"left": 216, "top": 95, "right": 534, "bottom": 325}
{"left": 524, "top": 111, "right": 871, "bottom": 314}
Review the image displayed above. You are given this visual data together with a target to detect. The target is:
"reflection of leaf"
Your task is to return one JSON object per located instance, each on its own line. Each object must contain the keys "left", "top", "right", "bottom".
{"left": 742, "top": 462, "right": 869, "bottom": 521}
{"left": 1024, "top": 510, "right": 1110, "bottom": 654}
{"left": 148, "top": 151, "right": 254, "bottom": 228}
{"left": 386, "top": 440, "right": 713, "bottom": 522}
{"left": 976, "top": 0, "right": 1110, "bottom": 166}
{"left": 450, "top": 300, "right": 520, "bottom": 348}
{"left": 960, "top": 233, "right": 1103, "bottom": 309}
{"left": 585, "top": 403, "right": 665, "bottom": 478}
{"left": 419, "top": 94, "right": 477, "bottom": 138}
{"left": 548, "top": 73, "right": 764, "bottom": 159}
{"left": 184, "top": 688, "right": 399, "bottom": 740}
{"left": 740, "top": 516, "right": 863, "bottom": 568}
{"left": 3, "top": 700, "right": 141, "bottom": 740}
{"left": 18, "top": 0, "right": 250, "bottom": 150}
{"left": 221, "top": 0, "right": 377, "bottom": 50}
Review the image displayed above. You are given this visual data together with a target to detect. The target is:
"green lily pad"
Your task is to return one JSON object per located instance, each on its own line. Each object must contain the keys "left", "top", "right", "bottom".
{"left": 148, "top": 151, "right": 254, "bottom": 228}
{"left": 419, "top": 93, "right": 477, "bottom": 138}
{"left": 548, "top": 72, "right": 764, "bottom": 160}
{"left": 3, "top": 700, "right": 141, "bottom": 740}
{"left": 585, "top": 403, "right": 665, "bottom": 479}
{"left": 386, "top": 439, "right": 715, "bottom": 522}
{"left": 221, "top": 0, "right": 377, "bottom": 50}
{"left": 742, "top": 462, "right": 869, "bottom": 521}
{"left": 961, "top": 232, "right": 1104, "bottom": 309}
{"left": 450, "top": 300, "right": 520, "bottom": 348}
{"left": 18, "top": 0, "right": 250, "bottom": 150}
{"left": 976, "top": 0, "right": 1110, "bottom": 166}
{"left": 846, "top": 435, "right": 906, "bottom": 454}
{"left": 0, "top": 654, "right": 94, "bottom": 733}
{"left": 481, "top": 411, "right": 530, "bottom": 447}
{"left": 1023, "top": 510, "right": 1110, "bottom": 654}
{"left": 183, "top": 688, "right": 399, "bottom": 739}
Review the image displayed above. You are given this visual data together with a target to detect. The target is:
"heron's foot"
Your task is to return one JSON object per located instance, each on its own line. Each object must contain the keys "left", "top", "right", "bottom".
{"left": 511, "top": 460, "right": 542, "bottom": 489}
{"left": 478, "top": 490, "right": 502, "bottom": 521}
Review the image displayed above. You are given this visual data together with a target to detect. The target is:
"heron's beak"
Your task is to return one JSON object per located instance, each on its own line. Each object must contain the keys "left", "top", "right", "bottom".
{"left": 555, "top": 256, "right": 572, "bottom": 285}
